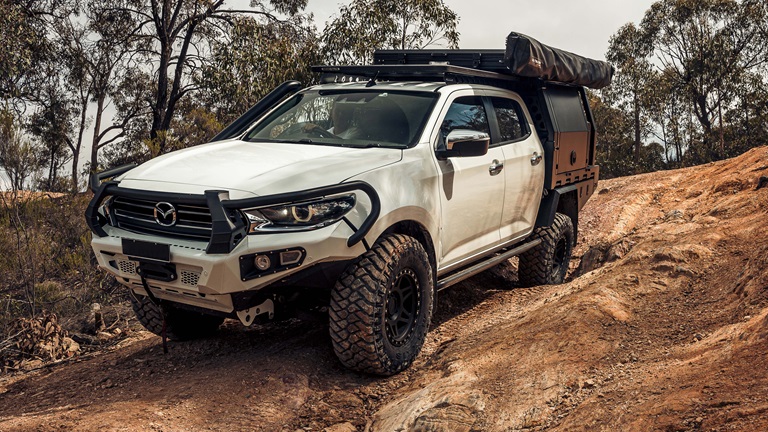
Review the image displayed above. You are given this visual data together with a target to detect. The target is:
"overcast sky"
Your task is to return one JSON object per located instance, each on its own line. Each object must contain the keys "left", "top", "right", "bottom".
{"left": 305, "top": 0, "right": 658, "bottom": 60}
{"left": 3, "top": 0, "right": 659, "bottom": 189}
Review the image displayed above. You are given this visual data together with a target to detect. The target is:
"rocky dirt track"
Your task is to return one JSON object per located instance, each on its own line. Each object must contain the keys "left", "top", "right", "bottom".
{"left": 1, "top": 147, "right": 767, "bottom": 432}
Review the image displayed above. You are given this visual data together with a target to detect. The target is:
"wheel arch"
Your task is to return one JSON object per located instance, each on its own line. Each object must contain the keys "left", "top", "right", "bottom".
{"left": 535, "top": 186, "right": 579, "bottom": 241}
{"left": 380, "top": 220, "right": 437, "bottom": 286}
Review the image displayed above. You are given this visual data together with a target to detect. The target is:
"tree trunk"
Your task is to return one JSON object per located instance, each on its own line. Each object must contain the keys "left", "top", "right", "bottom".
{"left": 717, "top": 97, "right": 724, "bottom": 157}
{"left": 47, "top": 146, "right": 55, "bottom": 189}
{"left": 71, "top": 93, "right": 88, "bottom": 192}
{"left": 90, "top": 95, "right": 105, "bottom": 173}
{"left": 634, "top": 92, "right": 641, "bottom": 169}
{"left": 694, "top": 94, "right": 712, "bottom": 134}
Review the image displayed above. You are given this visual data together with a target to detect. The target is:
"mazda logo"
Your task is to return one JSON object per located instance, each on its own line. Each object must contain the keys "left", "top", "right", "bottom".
{"left": 154, "top": 202, "right": 177, "bottom": 227}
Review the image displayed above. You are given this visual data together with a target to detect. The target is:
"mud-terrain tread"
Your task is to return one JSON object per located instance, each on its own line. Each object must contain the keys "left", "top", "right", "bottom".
{"left": 329, "top": 234, "right": 433, "bottom": 375}
{"left": 129, "top": 294, "right": 223, "bottom": 341}
{"left": 518, "top": 212, "right": 574, "bottom": 287}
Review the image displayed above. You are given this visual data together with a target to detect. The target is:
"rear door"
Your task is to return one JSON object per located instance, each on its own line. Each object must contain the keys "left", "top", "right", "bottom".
{"left": 484, "top": 90, "right": 545, "bottom": 242}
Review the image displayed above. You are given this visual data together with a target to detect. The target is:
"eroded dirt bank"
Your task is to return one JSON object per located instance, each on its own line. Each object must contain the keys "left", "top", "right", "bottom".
{"left": 1, "top": 147, "right": 767, "bottom": 432}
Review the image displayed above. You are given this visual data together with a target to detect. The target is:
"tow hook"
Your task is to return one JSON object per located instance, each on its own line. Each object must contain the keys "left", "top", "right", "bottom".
{"left": 236, "top": 299, "right": 275, "bottom": 326}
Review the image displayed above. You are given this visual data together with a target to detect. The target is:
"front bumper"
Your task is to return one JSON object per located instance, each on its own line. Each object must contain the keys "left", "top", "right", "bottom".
{"left": 85, "top": 167, "right": 380, "bottom": 317}
{"left": 91, "top": 222, "right": 366, "bottom": 314}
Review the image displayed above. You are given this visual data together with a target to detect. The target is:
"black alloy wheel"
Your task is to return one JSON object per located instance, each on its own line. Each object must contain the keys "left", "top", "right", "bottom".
{"left": 329, "top": 234, "right": 434, "bottom": 375}
{"left": 385, "top": 269, "right": 420, "bottom": 347}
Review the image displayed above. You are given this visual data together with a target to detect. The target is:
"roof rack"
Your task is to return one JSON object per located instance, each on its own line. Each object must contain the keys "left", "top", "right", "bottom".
{"left": 311, "top": 64, "right": 522, "bottom": 85}
{"left": 311, "top": 50, "right": 558, "bottom": 88}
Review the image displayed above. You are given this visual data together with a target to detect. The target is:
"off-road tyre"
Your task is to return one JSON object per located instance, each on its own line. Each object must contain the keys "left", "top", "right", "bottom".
{"left": 129, "top": 293, "right": 224, "bottom": 341}
{"left": 518, "top": 212, "right": 574, "bottom": 287}
{"left": 329, "top": 234, "right": 434, "bottom": 375}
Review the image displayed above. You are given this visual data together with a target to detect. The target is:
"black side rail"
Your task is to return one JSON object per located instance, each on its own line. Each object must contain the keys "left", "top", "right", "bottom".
{"left": 210, "top": 80, "right": 302, "bottom": 142}
{"left": 85, "top": 178, "right": 380, "bottom": 254}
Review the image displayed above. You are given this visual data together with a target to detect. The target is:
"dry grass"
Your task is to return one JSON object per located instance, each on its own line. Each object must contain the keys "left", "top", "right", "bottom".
{"left": 0, "top": 192, "right": 123, "bottom": 369}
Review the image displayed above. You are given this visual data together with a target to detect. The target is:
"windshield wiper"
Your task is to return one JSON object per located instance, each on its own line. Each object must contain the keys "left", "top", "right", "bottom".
{"left": 248, "top": 138, "right": 313, "bottom": 144}
{"left": 359, "top": 142, "right": 408, "bottom": 149}
{"left": 247, "top": 138, "right": 406, "bottom": 149}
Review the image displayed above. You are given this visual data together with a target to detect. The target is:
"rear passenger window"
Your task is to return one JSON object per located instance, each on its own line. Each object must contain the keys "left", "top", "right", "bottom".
{"left": 440, "top": 96, "right": 490, "bottom": 141}
{"left": 491, "top": 97, "right": 526, "bottom": 142}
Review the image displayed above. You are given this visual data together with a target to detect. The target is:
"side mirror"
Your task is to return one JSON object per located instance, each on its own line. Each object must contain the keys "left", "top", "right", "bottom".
{"left": 436, "top": 129, "right": 490, "bottom": 159}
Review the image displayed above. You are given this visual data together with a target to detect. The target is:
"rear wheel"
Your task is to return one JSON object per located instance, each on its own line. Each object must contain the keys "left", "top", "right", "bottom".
{"left": 518, "top": 212, "right": 574, "bottom": 287}
{"left": 129, "top": 293, "right": 224, "bottom": 341}
{"left": 329, "top": 234, "right": 434, "bottom": 375}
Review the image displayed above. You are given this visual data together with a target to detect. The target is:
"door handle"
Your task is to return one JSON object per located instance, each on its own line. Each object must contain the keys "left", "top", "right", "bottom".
{"left": 530, "top": 152, "right": 542, "bottom": 166}
{"left": 489, "top": 159, "right": 504, "bottom": 176}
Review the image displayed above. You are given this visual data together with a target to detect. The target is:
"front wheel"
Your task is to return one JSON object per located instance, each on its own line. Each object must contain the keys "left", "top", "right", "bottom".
{"left": 518, "top": 212, "right": 574, "bottom": 287}
{"left": 329, "top": 234, "right": 434, "bottom": 375}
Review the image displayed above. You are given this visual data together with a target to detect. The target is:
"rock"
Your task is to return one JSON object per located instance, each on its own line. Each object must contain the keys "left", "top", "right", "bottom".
{"left": 411, "top": 403, "right": 476, "bottom": 432}
{"left": 606, "top": 240, "right": 633, "bottom": 262}
{"left": 62, "top": 337, "right": 80, "bottom": 357}
{"left": 582, "top": 379, "right": 596, "bottom": 389}
{"left": 326, "top": 391, "right": 365, "bottom": 409}
{"left": 577, "top": 240, "right": 635, "bottom": 275}
{"left": 577, "top": 245, "right": 608, "bottom": 274}
{"left": 664, "top": 209, "right": 684, "bottom": 221}
{"left": 97, "top": 331, "right": 114, "bottom": 341}
{"left": 674, "top": 266, "right": 696, "bottom": 278}
{"left": 323, "top": 422, "right": 356, "bottom": 432}
{"left": 371, "top": 370, "right": 484, "bottom": 432}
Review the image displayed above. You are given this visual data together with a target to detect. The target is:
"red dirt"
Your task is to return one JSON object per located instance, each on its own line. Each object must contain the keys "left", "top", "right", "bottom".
{"left": 1, "top": 147, "right": 767, "bottom": 432}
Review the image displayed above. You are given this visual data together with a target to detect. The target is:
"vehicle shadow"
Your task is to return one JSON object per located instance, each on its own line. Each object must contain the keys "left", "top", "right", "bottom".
{"left": 0, "top": 261, "right": 522, "bottom": 430}
{"left": 432, "top": 258, "right": 520, "bottom": 326}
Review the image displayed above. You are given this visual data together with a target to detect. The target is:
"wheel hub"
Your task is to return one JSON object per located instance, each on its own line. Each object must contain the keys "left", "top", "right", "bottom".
{"left": 552, "top": 237, "right": 568, "bottom": 279}
{"left": 385, "top": 268, "right": 420, "bottom": 346}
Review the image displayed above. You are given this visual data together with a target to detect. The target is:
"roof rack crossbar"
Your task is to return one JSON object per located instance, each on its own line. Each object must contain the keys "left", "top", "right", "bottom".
{"left": 311, "top": 64, "right": 526, "bottom": 86}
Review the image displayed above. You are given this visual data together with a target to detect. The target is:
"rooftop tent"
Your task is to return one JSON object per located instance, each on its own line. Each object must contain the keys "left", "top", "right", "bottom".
{"left": 504, "top": 32, "right": 614, "bottom": 89}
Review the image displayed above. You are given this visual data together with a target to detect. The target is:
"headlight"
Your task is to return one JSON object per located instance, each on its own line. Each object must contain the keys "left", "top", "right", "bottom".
{"left": 242, "top": 194, "right": 356, "bottom": 233}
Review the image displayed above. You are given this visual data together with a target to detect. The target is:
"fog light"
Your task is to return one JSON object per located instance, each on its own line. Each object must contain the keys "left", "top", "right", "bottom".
{"left": 280, "top": 250, "right": 303, "bottom": 266}
{"left": 254, "top": 254, "right": 271, "bottom": 271}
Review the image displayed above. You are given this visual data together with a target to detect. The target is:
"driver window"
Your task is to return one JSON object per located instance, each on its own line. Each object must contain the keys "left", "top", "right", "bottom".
{"left": 440, "top": 96, "right": 490, "bottom": 142}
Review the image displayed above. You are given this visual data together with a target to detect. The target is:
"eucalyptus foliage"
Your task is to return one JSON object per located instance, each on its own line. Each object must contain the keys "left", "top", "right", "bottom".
{"left": 323, "top": 0, "right": 460, "bottom": 64}
{"left": 598, "top": 0, "right": 768, "bottom": 177}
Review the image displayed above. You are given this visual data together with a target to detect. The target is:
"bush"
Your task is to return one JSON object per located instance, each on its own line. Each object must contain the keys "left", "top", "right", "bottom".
{"left": 1, "top": 311, "right": 80, "bottom": 373}
{"left": 0, "top": 192, "right": 122, "bottom": 363}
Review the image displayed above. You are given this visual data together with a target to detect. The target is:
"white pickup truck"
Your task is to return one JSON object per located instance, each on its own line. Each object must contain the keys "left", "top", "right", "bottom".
{"left": 86, "top": 45, "right": 607, "bottom": 375}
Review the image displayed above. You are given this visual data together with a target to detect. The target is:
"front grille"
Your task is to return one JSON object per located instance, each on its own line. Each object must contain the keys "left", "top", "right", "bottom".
{"left": 111, "top": 196, "right": 213, "bottom": 242}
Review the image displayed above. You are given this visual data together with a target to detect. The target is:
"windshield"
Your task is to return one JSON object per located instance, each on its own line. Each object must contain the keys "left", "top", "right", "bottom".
{"left": 245, "top": 90, "right": 438, "bottom": 149}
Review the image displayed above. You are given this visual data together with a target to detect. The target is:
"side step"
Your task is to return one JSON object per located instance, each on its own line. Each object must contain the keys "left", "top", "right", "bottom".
{"left": 436, "top": 239, "right": 541, "bottom": 291}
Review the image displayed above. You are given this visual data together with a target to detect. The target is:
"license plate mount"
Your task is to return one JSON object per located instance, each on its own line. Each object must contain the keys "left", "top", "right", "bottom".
{"left": 121, "top": 238, "right": 171, "bottom": 263}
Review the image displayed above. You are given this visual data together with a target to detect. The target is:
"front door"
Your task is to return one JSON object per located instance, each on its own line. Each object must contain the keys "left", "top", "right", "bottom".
{"left": 435, "top": 93, "right": 505, "bottom": 269}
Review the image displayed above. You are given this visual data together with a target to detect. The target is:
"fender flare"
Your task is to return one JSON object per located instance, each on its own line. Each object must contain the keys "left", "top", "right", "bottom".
{"left": 535, "top": 184, "right": 578, "bottom": 228}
